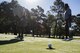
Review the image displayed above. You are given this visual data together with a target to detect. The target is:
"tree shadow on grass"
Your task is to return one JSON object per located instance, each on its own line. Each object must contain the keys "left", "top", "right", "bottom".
{"left": 0, "top": 39, "right": 22, "bottom": 45}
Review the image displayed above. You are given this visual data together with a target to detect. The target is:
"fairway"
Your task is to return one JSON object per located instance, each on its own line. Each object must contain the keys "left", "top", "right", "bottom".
{"left": 0, "top": 34, "right": 80, "bottom": 53}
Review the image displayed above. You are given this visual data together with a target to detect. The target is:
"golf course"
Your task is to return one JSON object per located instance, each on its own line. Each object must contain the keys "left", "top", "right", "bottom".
{"left": 0, "top": 34, "right": 80, "bottom": 53}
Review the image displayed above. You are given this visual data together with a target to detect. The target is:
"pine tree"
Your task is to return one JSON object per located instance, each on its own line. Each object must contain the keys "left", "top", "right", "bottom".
{"left": 50, "top": 0, "right": 65, "bottom": 38}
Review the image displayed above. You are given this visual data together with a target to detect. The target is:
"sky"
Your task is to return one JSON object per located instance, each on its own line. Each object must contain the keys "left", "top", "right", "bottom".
{"left": 0, "top": 0, "right": 80, "bottom": 15}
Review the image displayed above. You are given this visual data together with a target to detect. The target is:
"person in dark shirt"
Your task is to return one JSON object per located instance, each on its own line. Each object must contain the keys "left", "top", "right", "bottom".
{"left": 64, "top": 4, "right": 72, "bottom": 39}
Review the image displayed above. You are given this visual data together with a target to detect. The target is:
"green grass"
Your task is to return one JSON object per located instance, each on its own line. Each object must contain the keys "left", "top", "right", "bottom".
{"left": 0, "top": 34, "right": 80, "bottom": 53}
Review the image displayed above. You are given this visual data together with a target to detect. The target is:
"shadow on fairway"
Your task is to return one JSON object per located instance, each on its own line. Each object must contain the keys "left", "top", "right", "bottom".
{"left": 0, "top": 39, "right": 22, "bottom": 45}
{"left": 46, "top": 48, "right": 55, "bottom": 50}
{"left": 62, "top": 39, "right": 72, "bottom": 41}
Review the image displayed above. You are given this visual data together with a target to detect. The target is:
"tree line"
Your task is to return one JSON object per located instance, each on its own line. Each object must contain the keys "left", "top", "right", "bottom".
{"left": 0, "top": 0, "right": 80, "bottom": 40}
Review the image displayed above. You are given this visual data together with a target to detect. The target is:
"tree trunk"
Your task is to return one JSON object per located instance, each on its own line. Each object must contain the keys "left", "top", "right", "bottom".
{"left": 48, "top": 27, "right": 51, "bottom": 38}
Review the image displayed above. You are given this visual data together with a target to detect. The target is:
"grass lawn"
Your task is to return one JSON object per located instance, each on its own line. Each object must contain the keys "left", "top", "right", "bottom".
{"left": 0, "top": 34, "right": 80, "bottom": 53}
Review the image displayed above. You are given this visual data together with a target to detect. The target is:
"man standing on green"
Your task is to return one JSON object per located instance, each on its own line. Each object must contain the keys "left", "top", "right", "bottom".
{"left": 64, "top": 4, "right": 72, "bottom": 39}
